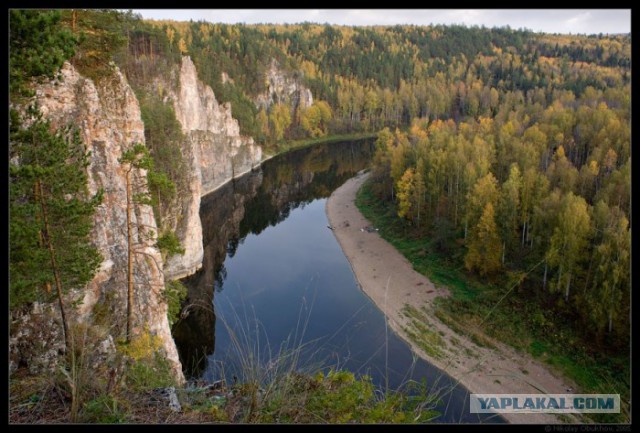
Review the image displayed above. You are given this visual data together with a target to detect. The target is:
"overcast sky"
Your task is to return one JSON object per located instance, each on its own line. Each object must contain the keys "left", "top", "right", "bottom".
{"left": 131, "top": 9, "right": 630, "bottom": 35}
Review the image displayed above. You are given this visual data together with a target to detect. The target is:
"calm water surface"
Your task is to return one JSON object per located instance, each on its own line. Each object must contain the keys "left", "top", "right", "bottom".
{"left": 174, "top": 139, "right": 503, "bottom": 423}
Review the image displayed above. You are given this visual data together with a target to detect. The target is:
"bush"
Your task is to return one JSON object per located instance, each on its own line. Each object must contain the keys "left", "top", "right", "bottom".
{"left": 156, "top": 231, "right": 185, "bottom": 260}
{"left": 163, "top": 280, "right": 187, "bottom": 327}
{"left": 248, "top": 370, "right": 439, "bottom": 423}
{"left": 119, "top": 331, "right": 177, "bottom": 391}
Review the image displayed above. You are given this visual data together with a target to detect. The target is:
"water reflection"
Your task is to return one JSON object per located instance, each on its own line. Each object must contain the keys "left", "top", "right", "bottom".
{"left": 172, "top": 138, "right": 503, "bottom": 423}
{"left": 173, "top": 139, "right": 375, "bottom": 377}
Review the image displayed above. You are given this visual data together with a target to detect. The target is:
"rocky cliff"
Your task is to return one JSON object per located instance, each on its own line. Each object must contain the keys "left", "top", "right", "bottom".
{"left": 9, "top": 49, "right": 324, "bottom": 382}
{"left": 144, "top": 56, "right": 316, "bottom": 281}
{"left": 255, "top": 59, "right": 313, "bottom": 113}
{"left": 160, "top": 56, "right": 263, "bottom": 280}
{"left": 10, "top": 54, "right": 314, "bottom": 381}
{"left": 10, "top": 62, "right": 184, "bottom": 383}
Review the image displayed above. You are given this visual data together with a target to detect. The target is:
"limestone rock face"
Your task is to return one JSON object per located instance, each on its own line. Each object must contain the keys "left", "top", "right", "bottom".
{"left": 10, "top": 62, "right": 184, "bottom": 383}
{"left": 10, "top": 55, "right": 273, "bottom": 379}
{"left": 255, "top": 59, "right": 313, "bottom": 113}
{"left": 9, "top": 303, "right": 63, "bottom": 375}
{"left": 161, "top": 56, "right": 262, "bottom": 280}
{"left": 173, "top": 56, "right": 239, "bottom": 137}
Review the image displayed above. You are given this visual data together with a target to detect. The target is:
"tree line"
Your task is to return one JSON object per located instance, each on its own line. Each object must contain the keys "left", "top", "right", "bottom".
{"left": 368, "top": 85, "right": 630, "bottom": 347}
{"left": 60, "top": 13, "right": 628, "bottom": 152}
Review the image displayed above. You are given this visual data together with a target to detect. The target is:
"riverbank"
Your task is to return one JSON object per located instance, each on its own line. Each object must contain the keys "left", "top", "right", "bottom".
{"left": 326, "top": 172, "right": 579, "bottom": 424}
{"left": 264, "top": 132, "right": 377, "bottom": 158}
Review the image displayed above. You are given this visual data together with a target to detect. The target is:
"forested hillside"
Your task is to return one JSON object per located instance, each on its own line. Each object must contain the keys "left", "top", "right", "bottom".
{"left": 55, "top": 12, "right": 629, "bottom": 147}
{"left": 144, "top": 19, "right": 629, "bottom": 140}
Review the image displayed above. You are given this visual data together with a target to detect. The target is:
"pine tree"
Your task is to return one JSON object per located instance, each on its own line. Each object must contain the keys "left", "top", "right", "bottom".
{"left": 10, "top": 108, "right": 102, "bottom": 351}
{"left": 119, "top": 144, "right": 154, "bottom": 342}
{"left": 9, "top": 10, "right": 78, "bottom": 96}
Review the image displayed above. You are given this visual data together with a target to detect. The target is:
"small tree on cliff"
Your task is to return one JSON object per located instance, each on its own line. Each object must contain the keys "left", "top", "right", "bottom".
{"left": 9, "top": 107, "right": 102, "bottom": 352}
{"left": 119, "top": 143, "right": 184, "bottom": 342}
{"left": 119, "top": 144, "right": 153, "bottom": 343}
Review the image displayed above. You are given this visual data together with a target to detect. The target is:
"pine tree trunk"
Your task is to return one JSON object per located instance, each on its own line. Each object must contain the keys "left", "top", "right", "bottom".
{"left": 543, "top": 261, "right": 548, "bottom": 291}
{"left": 126, "top": 169, "right": 134, "bottom": 342}
{"left": 521, "top": 221, "right": 526, "bottom": 247}
{"left": 38, "top": 180, "right": 71, "bottom": 352}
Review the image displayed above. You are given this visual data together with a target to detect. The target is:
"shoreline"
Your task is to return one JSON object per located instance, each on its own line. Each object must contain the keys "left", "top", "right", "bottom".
{"left": 326, "top": 172, "right": 578, "bottom": 424}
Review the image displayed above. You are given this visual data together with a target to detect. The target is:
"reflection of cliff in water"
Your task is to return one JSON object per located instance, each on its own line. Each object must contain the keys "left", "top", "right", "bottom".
{"left": 171, "top": 170, "right": 262, "bottom": 377}
{"left": 173, "top": 138, "right": 375, "bottom": 378}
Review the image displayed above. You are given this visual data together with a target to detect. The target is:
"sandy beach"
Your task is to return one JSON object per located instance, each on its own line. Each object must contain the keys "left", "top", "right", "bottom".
{"left": 326, "top": 172, "right": 579, "bottom": 424}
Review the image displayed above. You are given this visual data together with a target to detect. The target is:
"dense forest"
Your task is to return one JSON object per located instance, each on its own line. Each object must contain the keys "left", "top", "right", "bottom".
{"left": 368, "top": 96, "right": 630, "bottom": 341}
{"left": 9, "top": 9, "right": 630, "bottom": 423}
{"left": 131, "top": 18, "right": 630, "bottom": 144}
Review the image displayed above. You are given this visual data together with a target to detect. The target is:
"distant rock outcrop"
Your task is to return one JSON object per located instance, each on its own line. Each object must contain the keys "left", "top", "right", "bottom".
{"left": 255, "top": 59, "right": 313, "bottom": 113}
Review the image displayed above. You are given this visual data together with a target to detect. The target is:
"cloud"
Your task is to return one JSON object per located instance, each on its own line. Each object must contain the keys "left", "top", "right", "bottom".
{"left": 444, "top": 9, "right": 487, "bottom": 25}
{"left": 564, "top": 11, "right": 593, "bottom": 33}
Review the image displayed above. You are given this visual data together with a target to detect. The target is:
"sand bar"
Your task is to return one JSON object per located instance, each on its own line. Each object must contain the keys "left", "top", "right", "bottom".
{"left": 326, "top": 172, "right": 578, "bottom": 424}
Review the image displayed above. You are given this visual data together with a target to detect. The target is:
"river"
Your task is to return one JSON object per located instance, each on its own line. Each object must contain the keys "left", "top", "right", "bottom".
{"left": 173, "top": 139, "right": 503, "bottom": 423}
